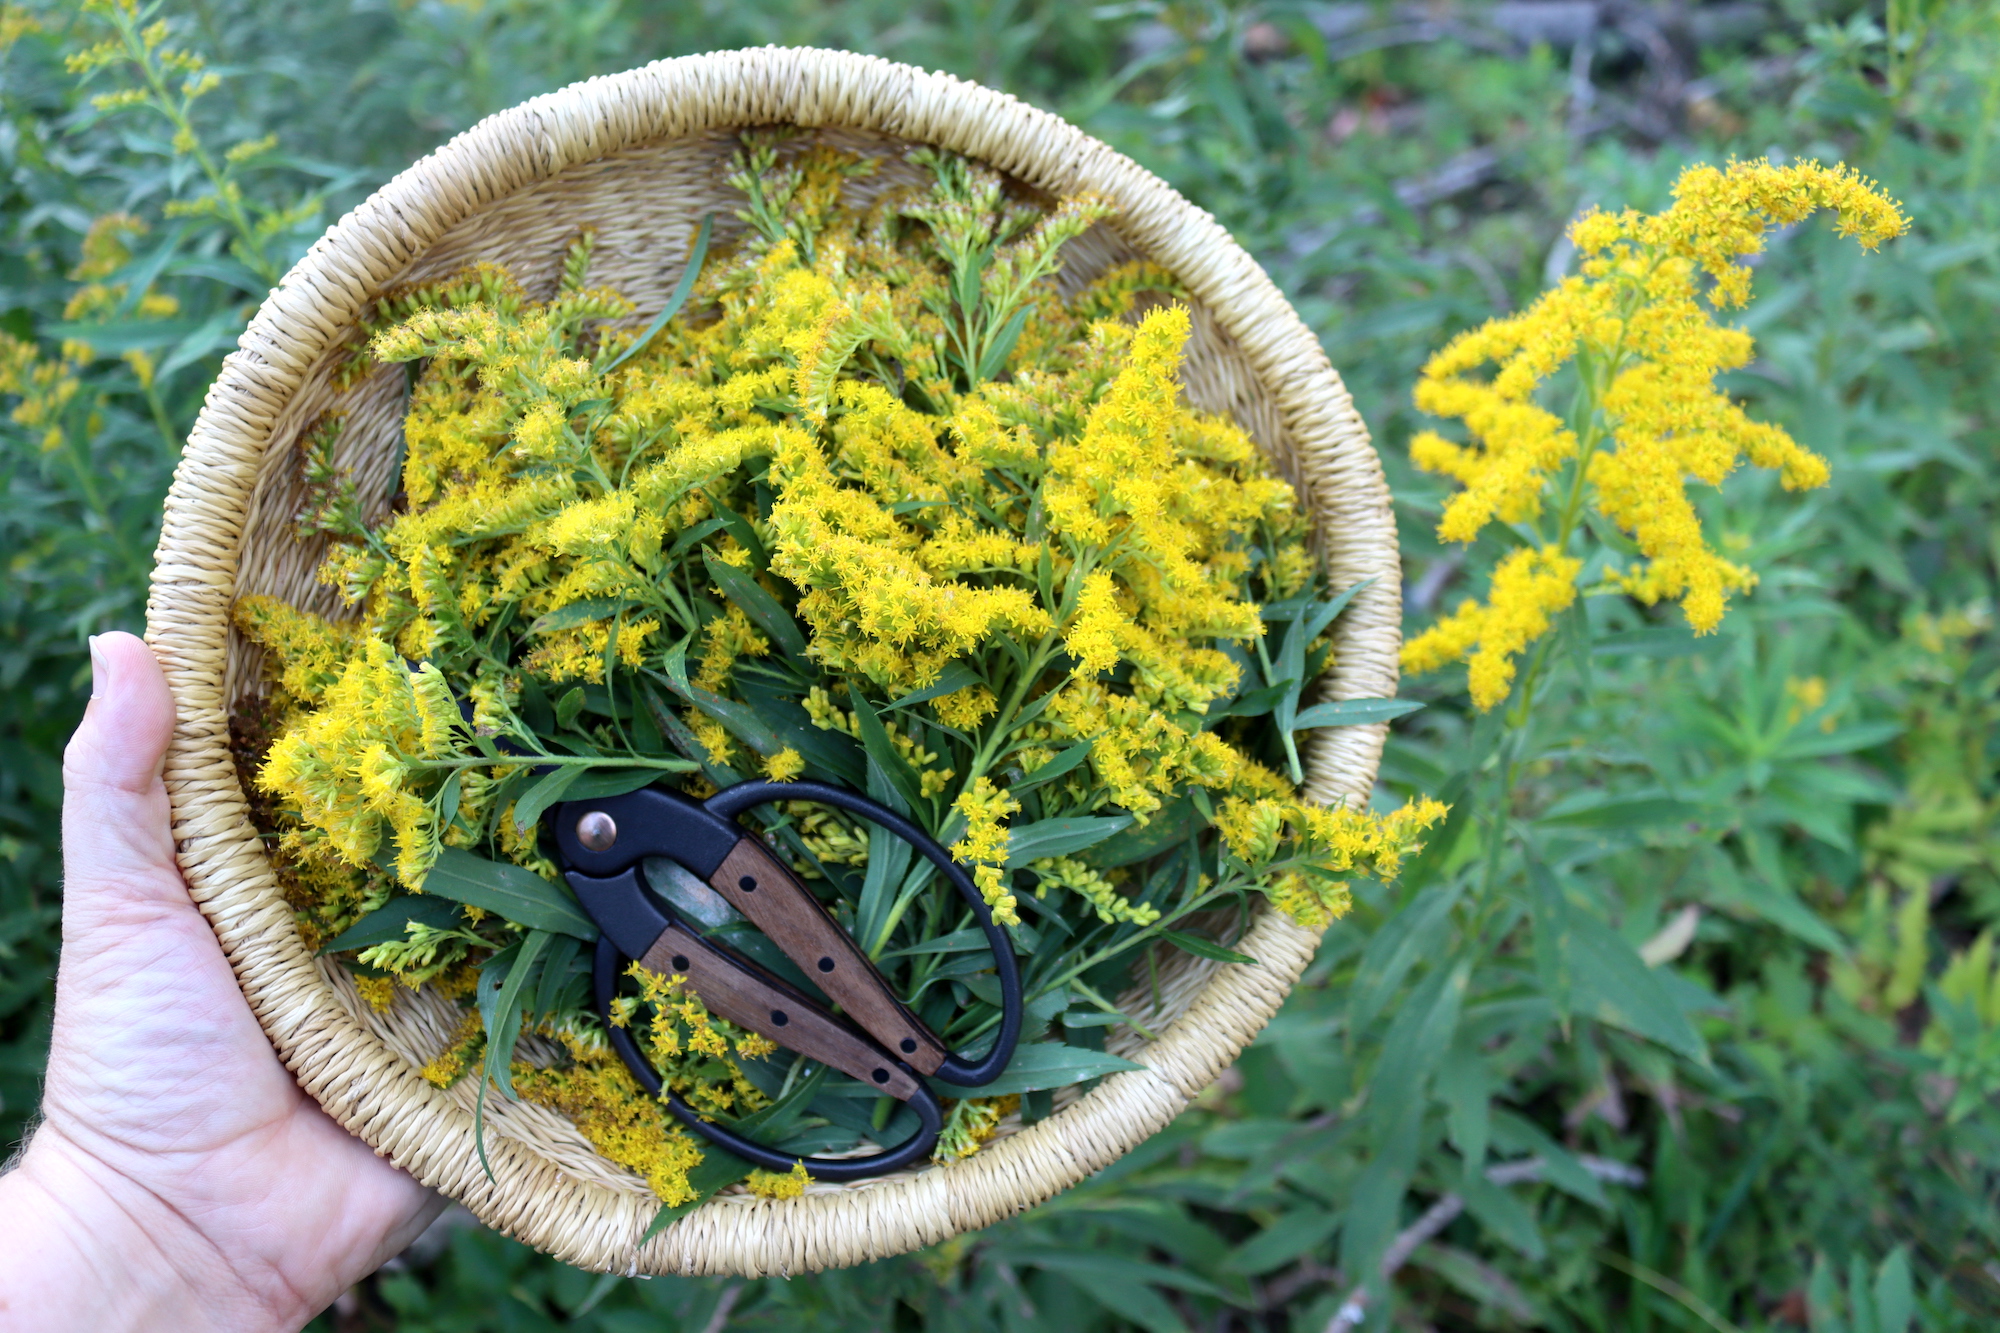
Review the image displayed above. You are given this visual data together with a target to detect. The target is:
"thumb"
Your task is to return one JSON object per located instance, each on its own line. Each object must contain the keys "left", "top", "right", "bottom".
{"left": 61, "top": 631, "right": 184, "bottom": 923}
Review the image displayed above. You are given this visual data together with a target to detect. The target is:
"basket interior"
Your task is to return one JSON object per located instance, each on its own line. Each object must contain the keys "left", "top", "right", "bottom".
{"left": 224, "top": 124, "right": 1308, "bottom": 1205}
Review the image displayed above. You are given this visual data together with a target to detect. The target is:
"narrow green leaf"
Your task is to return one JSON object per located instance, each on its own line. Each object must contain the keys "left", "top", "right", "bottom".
{"left": 1348, "top": 883, "right": 1459, "bottom": 1036}
{"left": 1301, "top": 576, "right": 1376, "bottom": 643}
{"left": 1458, "top": 1170, "right": 1547, "bottom": 1261}
{"left": 1214, "top": 679, "right": 1292, "bottom": 719}
{"left": 1872, "top": 1246, "right": 1914, "bottom": 1333}
{"left": 1592, "top": 627, "right": 1725, "bottom": 658}
{"left": 529, "top": 597, "right": 634, "bottom": 635}
{"left": 1158, "top": 929, "right": 1259, "bottom": 966}
{"left": 1488, "top": 1113, "right": 1609, "bottom": 1208}
{"left": 1290, "top": 697, "right": 1424, "bottom": 731}
{"left": 1538, "top": 794, "right": 1704, "bottom": 830}
{"left": 422, "top": 847, "right": 597, "bottom": 941}
{"left": 511, "top": 764, "right": 583, "bottom": 834}
{"left": 648, "top": 667, "right": 784, "bottom": 758}
{"left": 931, "top": 1041, "right": 1144, "bottom": 1097}
{"left": 561, "top": 768, "right": 669, "bottom": 802}
{"left": 480, "top": 929, "right": 552, "bottom": 1099}
{"left": 1003, "top": 814, "right": 1135, "bottom": 868}
{"left": 554, "top": 686, "right": 586, "bottom": 729}
{"left": 319, "top": 895, "right": 465, "bottom": 955}
{"left": 846, "top": 684, "right": 926, "bottom": 811}
{"left": 704, "top": 496, "right": 769, "bottom": 570}
{"left": 1566, "top": 913, "right": 1706, "bottom": 1060}
{"left": 1009, "top": 739, "right": 1092, "bottom": 794}
{"left": 40, "top": 316, "right": 207, "bottom": 352}
{"left": 602, "top": 212, "right": 713, "bottom": 373}
{"left": 533, "top": 933, "right": 584, "bottom": 1021}
{"left": 703, "top": 550, "right": 809, "bottom": 663}
{"left": 976, "top": 304, "right": 1030, "bottom": 381}
{"left": 887, "top": 662, "right": 983, "bottom": 711}
{"left": 1222, "top": 1208, "right": 1340, "bottom": 1274}
{"left": 1084, "top": 797, "right": 1206, "bottom": 868}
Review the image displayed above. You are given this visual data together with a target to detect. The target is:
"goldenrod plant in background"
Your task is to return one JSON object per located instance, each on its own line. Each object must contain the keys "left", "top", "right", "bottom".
{"left": 1403, "top": 159, "right": 1907, "bottom": 711}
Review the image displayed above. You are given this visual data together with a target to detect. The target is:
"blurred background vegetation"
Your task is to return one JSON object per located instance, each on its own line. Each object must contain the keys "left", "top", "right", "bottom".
{"left": 5, "top": 0, "right": 2000, "bottom": 1328}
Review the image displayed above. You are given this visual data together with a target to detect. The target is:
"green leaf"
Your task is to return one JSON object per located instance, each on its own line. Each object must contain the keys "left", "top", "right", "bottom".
{"left": 1003, "top": 814, "right": 1135, "bottom": 868}
{"left": 704, "top": 496, "right": 769, "bottom": 571}
{"left": 422, "top": 848, "right": 597, "bottom": 941}
{"left": 602, "top": 211, "right": 713, "bottom": 373}
{"left": 1221, "top": 1206, "right": 1339, "bottom": 1275}
{"left": 703, "top": 550, "right": 809, "bottom": 664}
{"left": 846, "top": 685, "right": 925, "bottom": 812}
{"left": 1458, "top": 1170, "right": 1547, "bottom": 1261}
{"left": 1214, "top": 679, "right": 1292, "bottom": 719}
{"left": 319, "top": 895, "right": 465, "bottom": 955}
{"left": 887, "top": 662, "right": 983, "bottom": 711}
{"left": 648, "top": 666, "right": 784, "bottom": 758}
{"left": 1009, "top": 739, "right": 1092, "bottom": 794}
{"left": 1158, "top": 929, "right": 1258, "bottom": 966}
{"left": 1487, "top": 1113, "right": 1609, "bottom": 1208}
{"left": 1437, "top": 1045, "right": 1492, "bottom": 1168}
{"left": 976, "top": 304, "right": 1030, "bottom": 381}
{"left": 1082, "top": 798, "right": 1207, "bottom": 869}
{"left": 1592, "top": 628, "right": 1725, "bottom": 658}
{"left": 1701, "top": 848, "right": 1846, "bottom": 953}
{"left": 1368, "top": 957, "right": 1468, "bottom": 1125}
{"left": 1566, "top": 913, "right": 1706, "bottom": 1061}
{"left": 1289, "top": 697, "right": 1424, "bottom": 731}
{"left": 1537, "top": 794, "right": 1705, "bottom": 830}
{"left": 479, "top": 928, "right": 552, "bottom": 1099}
{"left": 40, "top": 317, "right": 209, "bottom": 352}
{"left": 561, "top": 768, "right": 669, "bottom": 802}
{"left": 931, "top": 1041, "right": 1144, "bottom": 1097}
{"left": 554, "top": 686, "right": 586, "bottom": 729}
{"left": 529, "top": 597, "right": 634, "bottom": 635}
{"left": 1348, "top": 883, "right": 1459, "bottom": 1036}
{"left": 533, "top": 933, "right": 584, "bottom": 1020}
{"left": 1872, "top": 1246, "right": 1914, "bottom": 1333}
{"left": 511, "top": 764, "right": 583, "bottom": 835}
{"left": 857, "top": 788, "right": 915, "bottom": 952}
{"left": 1774, "top": 721, "right": 1902, "bottom": 760}
{"left": 1298, "top": 577, "right": 1376, "bottom": 643}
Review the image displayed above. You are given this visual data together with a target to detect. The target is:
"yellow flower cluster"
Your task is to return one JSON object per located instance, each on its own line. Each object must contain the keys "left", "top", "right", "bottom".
{"left": 1403, "top": 159, "right": 1907, "bottom": 708}
{"left": 747, "top": 1162, "right": 812, "bottom": 1199}
{"left": 513, "top": 1042, "right": 709, "bottom": 1208}
{"left": 952, "top": 777, "right": 1022, "bottom": 925}
{"left": 256, "top": 637, "right": 468, "bottom": 886}
{"left": 1215, "top": 794, "right": 1447, "bottom": 930}
{"left": 933, "top": 1094, "right": 1019, "bottom": 1163}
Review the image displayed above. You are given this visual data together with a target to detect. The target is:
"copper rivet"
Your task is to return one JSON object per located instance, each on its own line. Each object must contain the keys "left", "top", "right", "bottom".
{"left": 576, "top": 811, "right": 618, "bottom": 852}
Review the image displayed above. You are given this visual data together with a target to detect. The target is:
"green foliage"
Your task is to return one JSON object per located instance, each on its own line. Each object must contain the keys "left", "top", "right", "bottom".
{"left": 8, "top": 1, "right": 2000, "bottom": 1328}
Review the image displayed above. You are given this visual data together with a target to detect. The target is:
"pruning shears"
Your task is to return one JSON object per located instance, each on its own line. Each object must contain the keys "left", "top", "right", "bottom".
{"left": 552, "top": 779, "right": 1023, "bottom": 1180}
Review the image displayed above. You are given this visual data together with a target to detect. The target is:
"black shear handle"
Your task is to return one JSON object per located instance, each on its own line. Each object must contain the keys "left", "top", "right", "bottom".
{"left": 558, "top": 779, "right": 1023, "bottom": 1088}
{"left": 591, "top": 934, "right": 943, "bottom": 1182}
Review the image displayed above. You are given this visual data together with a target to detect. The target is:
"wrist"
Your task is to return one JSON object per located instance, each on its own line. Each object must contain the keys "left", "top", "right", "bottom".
{"left": 0, "top": 1126, "right": 297, "bottom": 1333}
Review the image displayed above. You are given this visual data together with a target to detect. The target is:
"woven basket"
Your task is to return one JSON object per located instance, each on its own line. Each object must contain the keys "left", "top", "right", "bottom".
{"left": 144, "top": 47, "right": 1399, "bottom": 1277}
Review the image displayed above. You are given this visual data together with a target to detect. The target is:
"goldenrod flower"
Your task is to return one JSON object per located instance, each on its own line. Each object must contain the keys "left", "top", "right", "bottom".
{"left": 1404, "top": 159, "right": 1907, "bottom": 707}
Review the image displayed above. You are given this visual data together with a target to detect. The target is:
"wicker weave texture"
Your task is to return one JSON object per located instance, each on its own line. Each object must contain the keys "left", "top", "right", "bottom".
{"left": 144, "top": 47, "right": 1400, "bottom": 1277}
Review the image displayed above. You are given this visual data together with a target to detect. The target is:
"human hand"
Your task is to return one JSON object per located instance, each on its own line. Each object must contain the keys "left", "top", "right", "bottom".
{"left": 0, "top": 631, "right": 443, "bottom": 1332}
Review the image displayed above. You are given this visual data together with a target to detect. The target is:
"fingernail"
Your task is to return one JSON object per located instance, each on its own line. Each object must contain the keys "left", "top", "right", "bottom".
{"left": 89, "top": 635, "right": 108, "bottom": 700}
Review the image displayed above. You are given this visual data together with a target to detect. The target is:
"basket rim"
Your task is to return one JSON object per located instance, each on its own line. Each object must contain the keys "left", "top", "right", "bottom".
{"left": 144, "top": 45, "right": 1401, "bottom": 1277}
